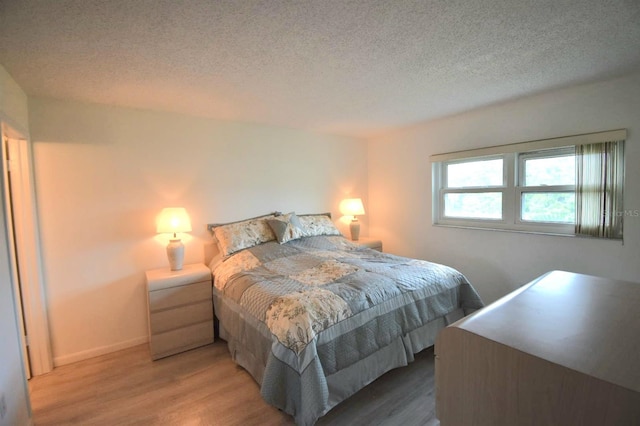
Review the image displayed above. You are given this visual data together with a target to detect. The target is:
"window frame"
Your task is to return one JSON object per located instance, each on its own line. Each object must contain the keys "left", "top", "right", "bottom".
{"left": 431, "top": 129, "right": 626, "bottom": 237}
{"left": 433, "top": 148, "right": 576, "bottom": 235}
{"left": 515, "top": 147, "right": 576, "bottom": 233}
{"left": 437, "top": 155, "right": 508, "bottom": 225}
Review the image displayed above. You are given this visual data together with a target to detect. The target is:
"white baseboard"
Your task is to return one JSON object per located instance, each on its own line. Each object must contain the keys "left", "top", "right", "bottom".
{"left": 53, "top": 335, "right": 148, "bottom": 367}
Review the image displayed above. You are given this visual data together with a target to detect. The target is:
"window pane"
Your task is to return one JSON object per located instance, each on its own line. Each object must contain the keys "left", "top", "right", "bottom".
{"left": 524, "top": 155, "right": 575, "bottom": 186}
{"left": 444, "top": 193, "right": 502, "bottom": 219}
{"left": 521, "top": 192, "right": 575, "bottom": 223}
{"left": 447, "top": 159, "right": 503, "bottom": 188}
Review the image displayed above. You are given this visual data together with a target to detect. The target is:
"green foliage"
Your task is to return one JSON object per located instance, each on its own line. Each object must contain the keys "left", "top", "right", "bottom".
{"left": 525, "top": 155, "right": 574, "bottom": 186}
{"left": 445, "top": 193, "right": 502, "bottom": 219}
{"left": 447, "top": 159, "right": 503, "bottom": 188}
{"left": 522, "top": 193, "right": 575, "bottom": 223}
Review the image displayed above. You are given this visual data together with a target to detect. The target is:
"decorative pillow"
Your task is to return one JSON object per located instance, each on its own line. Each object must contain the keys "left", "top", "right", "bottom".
{"left": 298, "top": 213, "right": 342, "bottom": 237}
{"left": 211, "top": 213, "right": 277, "bottom": 257}
{"left": 207, "top": 211, "right": 281, "bottom": 233}
{"left": 267, "top": 212, "right": 305, "bottom": 244}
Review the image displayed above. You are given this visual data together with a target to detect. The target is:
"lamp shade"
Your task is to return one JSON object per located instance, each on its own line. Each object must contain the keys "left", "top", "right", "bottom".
{"left": 340, "top": 198, "right": 365, "bottom": 217}
{"left": 156, "top": 207, "right": 192, "bottom": 234}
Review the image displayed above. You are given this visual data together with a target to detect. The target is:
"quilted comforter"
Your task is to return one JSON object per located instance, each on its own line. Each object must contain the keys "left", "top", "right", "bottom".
{"left": 212, "top": 235, "right": 483, "bottom": 425}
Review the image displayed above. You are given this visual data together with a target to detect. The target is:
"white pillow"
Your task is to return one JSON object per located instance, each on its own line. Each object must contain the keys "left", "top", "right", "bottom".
{"left": 298, "top": 213, "right": 342, "bottom": 237}
{"left": 211, "top": 214, "right": 277, "bottom": 256}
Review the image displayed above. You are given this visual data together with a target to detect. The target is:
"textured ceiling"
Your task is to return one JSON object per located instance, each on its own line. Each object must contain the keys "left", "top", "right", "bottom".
{"left": 1, "top": 0, "right": 639, "bottom": 138}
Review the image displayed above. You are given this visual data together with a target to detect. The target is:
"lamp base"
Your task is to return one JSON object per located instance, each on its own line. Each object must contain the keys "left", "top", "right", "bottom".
{"left": 166, "top": 239, "right": 185, "bottom": 271}
{"left": 350, "top": 220, "right": 361, "bottom": 241}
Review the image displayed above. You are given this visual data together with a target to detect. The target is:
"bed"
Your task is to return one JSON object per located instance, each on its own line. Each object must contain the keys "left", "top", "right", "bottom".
{"left": 207, "top": 212, "right": 483, "bottom": 425}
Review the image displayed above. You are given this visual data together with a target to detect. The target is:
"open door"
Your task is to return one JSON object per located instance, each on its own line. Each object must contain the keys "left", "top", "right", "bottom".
{"left": 2, "top": 136, "right": 31, "bottom": 378}
{"left": 1, "top": 132, "right": 53, "bottom": 376}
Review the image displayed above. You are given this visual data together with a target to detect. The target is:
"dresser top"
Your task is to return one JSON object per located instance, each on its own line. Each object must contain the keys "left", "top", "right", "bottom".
{"left": 146, "top": 263, "right": 211, "bottom": 291}
{"left": 455, "top": 270, "right": 640, "bottom": 393}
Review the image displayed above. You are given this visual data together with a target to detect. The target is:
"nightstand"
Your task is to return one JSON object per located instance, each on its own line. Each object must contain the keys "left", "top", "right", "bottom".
{"left": 353, "top": 237, "right": 383, "bottom": 252}
{"left": 145, "top": 263, "right": 214, "bottom": 360}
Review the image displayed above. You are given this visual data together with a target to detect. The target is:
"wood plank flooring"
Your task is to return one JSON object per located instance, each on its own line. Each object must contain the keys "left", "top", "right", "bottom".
{"left": 29, "top": 341, "right": 439, "bottom": 425}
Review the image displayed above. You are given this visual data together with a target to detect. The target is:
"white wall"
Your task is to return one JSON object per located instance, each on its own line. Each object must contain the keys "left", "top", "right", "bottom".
{"left": 28, "top": 97, "right": 368, "bottom": 365}
{"left": 368, "top": 72, "right": 640, "bottom": 303}
{"left": 0, "top": 64, "right": 31, "bottom": 425}
{"left": 22, "top": 68, "right": 640, "bottom": 366}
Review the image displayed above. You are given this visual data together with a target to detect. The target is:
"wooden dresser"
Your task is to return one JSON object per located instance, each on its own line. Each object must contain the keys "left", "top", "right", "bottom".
{"left": 435, "top": 270, "right": 640, "bottom": 426}
{"left": 145, "top": 264, "right": 214, "bottom": 360}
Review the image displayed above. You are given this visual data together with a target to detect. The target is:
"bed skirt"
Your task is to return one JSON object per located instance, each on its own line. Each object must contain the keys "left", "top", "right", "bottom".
{"left": 214, "top": 287, "right": 465, "bottom": 425}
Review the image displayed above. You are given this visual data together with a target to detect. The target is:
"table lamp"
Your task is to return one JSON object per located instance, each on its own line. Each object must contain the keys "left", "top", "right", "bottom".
{"left": 156, "top": 207, "right": 192, "bottom": 270}
{"left": 340, "top": 198, "right": 365, "bottom": 241}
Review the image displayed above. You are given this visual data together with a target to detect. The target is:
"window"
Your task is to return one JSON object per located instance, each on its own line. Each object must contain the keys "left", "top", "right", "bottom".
{"left": 432, "top": 130, "right": 626, "bottom": 238}
{"left": 518, "top": 148, "right": 575, "bottom": 225}
{"left": 443, "top": 158, "right": 504, "bottom": 220}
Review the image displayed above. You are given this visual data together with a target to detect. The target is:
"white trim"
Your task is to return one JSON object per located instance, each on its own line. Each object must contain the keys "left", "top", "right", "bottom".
{"left": 53, "top": 335, "right": 148, "bottom": 366}
{"left": 433, "top": 223, "right": 578, "bottom": 237}
{"left": 430, "top": 129, "right": 627, "bottom": 162}
{"left": 504, "top": 153, "right": 516, "bottom": 225}
{"left": 436, "top": 217, "right": 575, "bottom": 235}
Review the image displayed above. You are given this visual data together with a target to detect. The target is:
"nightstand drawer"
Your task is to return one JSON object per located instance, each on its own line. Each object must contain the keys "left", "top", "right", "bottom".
{"left": 149, "top": 280, "right": 211, "bottom": 312}
{"left": 150, "top": 321, "right": 214, "bottom": 360}
{"left": 149, "top": 299, "right": 213, "bottom": 334}
{"left": 145, "top": 263, "right": 214, "bottom": 360}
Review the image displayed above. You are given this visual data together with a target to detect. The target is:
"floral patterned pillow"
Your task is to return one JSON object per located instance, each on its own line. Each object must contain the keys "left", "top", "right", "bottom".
{"left": 212, "top": 214, "right": 277, "bottom": 256}
{"left": 267, "top": 212, "right": 305, "bottom": 244}
{"left": 298, "top": 213, "right": 342, "bottom": 238}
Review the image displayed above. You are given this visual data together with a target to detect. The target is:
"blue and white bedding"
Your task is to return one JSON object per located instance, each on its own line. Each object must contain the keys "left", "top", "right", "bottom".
{"left": 212, "top": 234, "right": 483, "bottom": 425}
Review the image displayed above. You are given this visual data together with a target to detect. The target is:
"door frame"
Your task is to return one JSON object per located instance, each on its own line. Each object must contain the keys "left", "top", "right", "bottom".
{"left": 2, "top": 135, "right": 31, "bottom": 378}
{"left": 2, "top": 122, "right": 53, "bottom": 376}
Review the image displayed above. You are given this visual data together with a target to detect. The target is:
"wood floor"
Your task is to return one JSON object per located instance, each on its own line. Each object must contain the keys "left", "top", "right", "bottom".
{"left": 29, "top": 341, "right": 439, "bottom": 425}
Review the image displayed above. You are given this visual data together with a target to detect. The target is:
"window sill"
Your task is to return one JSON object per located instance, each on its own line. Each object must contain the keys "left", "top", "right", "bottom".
{"left": 432, "top": 223, "right": 623, "bottom": 242}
